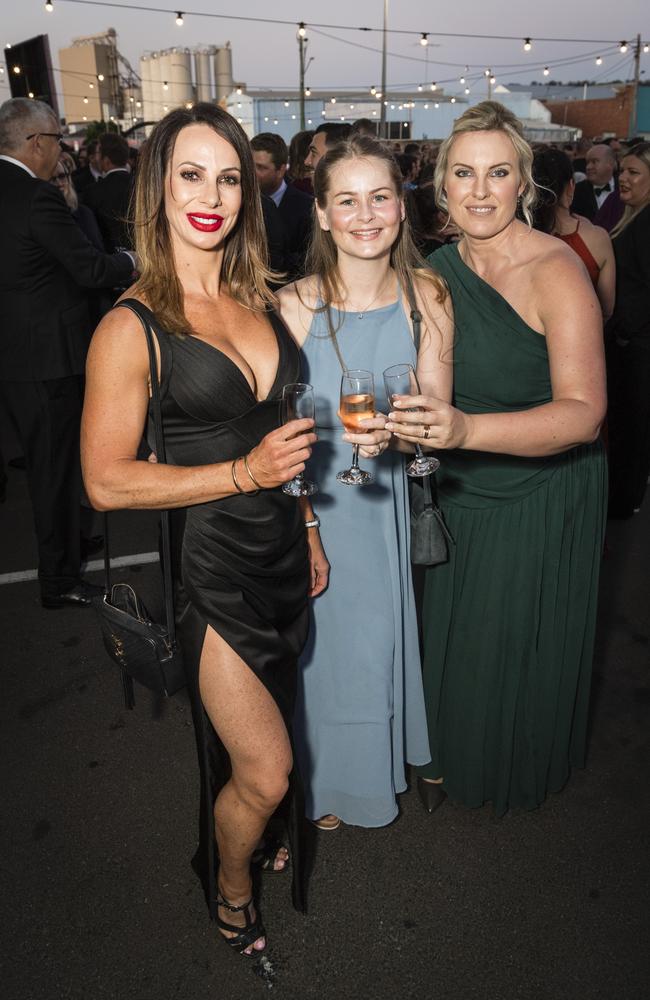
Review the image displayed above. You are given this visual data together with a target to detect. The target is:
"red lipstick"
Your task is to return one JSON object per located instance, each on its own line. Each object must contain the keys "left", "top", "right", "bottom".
{"left": 186, "top": 213, "right": 224, "bottom": 232}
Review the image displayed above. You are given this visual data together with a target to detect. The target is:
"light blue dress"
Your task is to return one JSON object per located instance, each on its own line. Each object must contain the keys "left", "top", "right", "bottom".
{"left": 295, "top": 292, "right": 431, "bottom": 827}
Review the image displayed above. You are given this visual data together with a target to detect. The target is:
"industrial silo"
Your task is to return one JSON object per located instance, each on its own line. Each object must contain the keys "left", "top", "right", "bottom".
{"left": 169, "top": 47, "right": 193, "bottom": 107}
{"left": 148, "top": 50, "right": 163, "bottom": 120}
{"left": 214, "top": 43, "right": 234, "bottom": 103}
{"left": 158, "top": 50, "right": 173, "bottom": 112}
{"left": 139, "top": 54, "right": 153, "bottom": 120}
{"left": 194, "top": 48, "right": 213, "bottom": 104}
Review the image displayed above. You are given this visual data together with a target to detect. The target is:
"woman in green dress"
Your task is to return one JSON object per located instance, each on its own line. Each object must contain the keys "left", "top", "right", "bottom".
{"left": 386, "top": 102, "right": 607, "bottom": 815}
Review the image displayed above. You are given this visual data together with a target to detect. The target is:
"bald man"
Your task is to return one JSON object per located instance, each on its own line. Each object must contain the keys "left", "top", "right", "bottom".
{"left": 571, "top": 143, "right": 623, "bottom": 231}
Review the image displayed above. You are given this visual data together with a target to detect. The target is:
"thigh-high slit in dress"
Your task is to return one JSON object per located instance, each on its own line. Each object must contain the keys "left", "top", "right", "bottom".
{"left": 117, "top": 301, "right": 311, "bottom": 917}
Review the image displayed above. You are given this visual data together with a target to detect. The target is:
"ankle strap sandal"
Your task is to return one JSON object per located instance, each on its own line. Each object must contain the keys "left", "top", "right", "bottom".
{"left": 216, "top": 891, "right": 266, "bottom": 956}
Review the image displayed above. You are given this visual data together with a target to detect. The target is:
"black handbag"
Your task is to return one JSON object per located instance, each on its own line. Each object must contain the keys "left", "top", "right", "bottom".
{"left": 404, "top": 277, "right": 454, "bottom": 567}
{"left": 93, "top": 301, "right": 185, "bottom": 709}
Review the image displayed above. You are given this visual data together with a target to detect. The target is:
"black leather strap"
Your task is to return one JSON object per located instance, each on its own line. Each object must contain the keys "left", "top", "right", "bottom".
{"left": 102, "top": 299, "right": 177, "bottom": 649}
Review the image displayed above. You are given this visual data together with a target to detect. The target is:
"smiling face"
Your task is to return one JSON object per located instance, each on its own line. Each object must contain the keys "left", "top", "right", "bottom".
{"left": 316, "top": 155, "right": 404, "bottom": 262}
{"left": 444, "top": 130, "right": 524, "bottom": 239}
{"left": 163, "top": 123, "right": 242, "bottom": 254}
{"left": 618, "top": 154, "right": 650, "bottom": 208}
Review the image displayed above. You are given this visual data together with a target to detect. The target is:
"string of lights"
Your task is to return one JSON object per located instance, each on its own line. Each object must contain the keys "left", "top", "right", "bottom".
{"left": 38, "top": 0, "right": 643, "bottom": 48}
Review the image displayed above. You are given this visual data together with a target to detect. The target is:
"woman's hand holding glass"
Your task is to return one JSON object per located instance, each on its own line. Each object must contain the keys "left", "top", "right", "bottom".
{"left": 386, "top": 394, "right": 472, "bottom": 452}
{"left": 245, "top": 414, "right": 317, "bottom": 493}
{"left": 383, "top": 364, "right": 440, "bottom": 476}
{"left": 280, "top": 383, "right": 318, "bottom": 496}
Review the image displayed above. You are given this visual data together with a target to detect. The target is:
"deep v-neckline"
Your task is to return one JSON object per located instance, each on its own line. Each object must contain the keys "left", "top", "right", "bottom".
{"left": 188, "top": 314, "right": 284, "bottom": 403}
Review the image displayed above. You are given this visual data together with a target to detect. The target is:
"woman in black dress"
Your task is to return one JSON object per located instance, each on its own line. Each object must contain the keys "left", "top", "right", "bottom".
{"left": 605, "top": 141, "right": 650, "bottom": 517}
{"left": 81, "top": 105, "right": 320, "bottom": 956}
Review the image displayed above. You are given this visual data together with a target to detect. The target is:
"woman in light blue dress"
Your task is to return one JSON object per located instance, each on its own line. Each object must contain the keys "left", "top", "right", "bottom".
{"left": 279, "top": 135, "right": 452, "bottom": 828}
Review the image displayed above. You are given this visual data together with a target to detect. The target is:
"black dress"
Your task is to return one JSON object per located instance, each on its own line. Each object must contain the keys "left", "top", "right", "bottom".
{"left": 117, "top": 301, "right": 311, "bottom": 917}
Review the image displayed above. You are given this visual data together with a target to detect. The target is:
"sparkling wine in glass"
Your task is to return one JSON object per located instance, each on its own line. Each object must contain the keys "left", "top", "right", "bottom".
{"left": 337, "top": 370, "right": 375, "bottom": 486}
{"left": 383, "top": 363, "right": 440, "bottom": 477}
{"left": 281, "top": 383, "right": 318, "bottom": 497}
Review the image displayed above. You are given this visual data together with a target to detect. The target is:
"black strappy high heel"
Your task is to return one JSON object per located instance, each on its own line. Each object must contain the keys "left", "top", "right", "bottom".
{"left": 216, "top": 890, "right": 266, "bottom": 956}
{"left": 251, "top": 836, "right": 289, "bottom": 875}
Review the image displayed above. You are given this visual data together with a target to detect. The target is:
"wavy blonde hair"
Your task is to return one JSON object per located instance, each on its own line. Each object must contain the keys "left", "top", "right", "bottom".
{"left": 611, "top": 142, "right": 650, "bottom": 239}
{"left": 305, "top": 134, "right": 447, "bottom": 337}
{"left": 434, "top": 100, "right": 537, "bottom": 228}
{"left": 130, "top": 104, "right": 277, "bottom": 337}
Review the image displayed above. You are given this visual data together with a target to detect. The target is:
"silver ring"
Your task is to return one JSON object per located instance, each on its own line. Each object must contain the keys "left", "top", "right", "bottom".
{"left": 423, "top": 426, "right": 431, "bottom": 439}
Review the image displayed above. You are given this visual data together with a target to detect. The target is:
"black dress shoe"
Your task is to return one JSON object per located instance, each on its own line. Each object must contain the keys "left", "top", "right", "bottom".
{"left": 417, "top": 777, "right": 447, "bottom": 814}
{"left": 41, "top": 581, "right": 103, "bottom": 609}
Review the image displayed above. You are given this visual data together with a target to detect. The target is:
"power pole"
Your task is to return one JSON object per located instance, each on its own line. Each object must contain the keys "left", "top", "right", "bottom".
{"left": 298, "top": 24, "right": 307, "bottom": 130}
{"left": 630, "top": 33, "right": 641, "bottom": 136}
{"left": 379, "top": 0, "right": 388, "bottom": 138}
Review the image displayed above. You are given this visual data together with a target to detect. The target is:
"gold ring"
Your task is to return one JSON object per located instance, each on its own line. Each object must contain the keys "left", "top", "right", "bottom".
{"left": 423, "top": 426, "right": 430, "bottom": 439}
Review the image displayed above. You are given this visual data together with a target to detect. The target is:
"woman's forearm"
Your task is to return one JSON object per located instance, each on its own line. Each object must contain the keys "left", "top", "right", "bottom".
{"left": 463, "top": 398, "right": 604, "bottom": 457}
{"left": 84, "top": 457, "right": 248, "bottom": 512}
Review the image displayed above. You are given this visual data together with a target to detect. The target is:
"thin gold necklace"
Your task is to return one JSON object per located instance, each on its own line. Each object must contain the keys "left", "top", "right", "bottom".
{"left": 342, "top": 274, "right": 396, "bottom": 320}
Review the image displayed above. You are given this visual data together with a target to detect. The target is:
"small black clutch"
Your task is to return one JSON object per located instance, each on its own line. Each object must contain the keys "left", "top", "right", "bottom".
{"left": 409, "top": 475, "right": 454, "bottom": 566}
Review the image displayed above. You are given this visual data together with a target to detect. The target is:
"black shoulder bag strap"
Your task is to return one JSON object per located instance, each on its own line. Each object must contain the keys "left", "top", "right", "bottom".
{"left": 402, "top": 275, "right": 435, "bottom": 515}
{"left": 100, "top": 299, "right": 177, "bottom": 651}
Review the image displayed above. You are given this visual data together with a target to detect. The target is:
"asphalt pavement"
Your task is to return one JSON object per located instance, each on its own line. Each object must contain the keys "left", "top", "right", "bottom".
{"left": 1, "top": 449, "right": 649, "bottom": 1000}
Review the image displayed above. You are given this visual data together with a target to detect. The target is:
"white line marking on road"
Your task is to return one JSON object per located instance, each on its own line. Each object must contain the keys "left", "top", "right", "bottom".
{"left": 0, "top": 552, "right": 159, "bottom": 586}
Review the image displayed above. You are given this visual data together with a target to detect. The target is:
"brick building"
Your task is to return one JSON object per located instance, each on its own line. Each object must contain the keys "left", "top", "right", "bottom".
{"left": 543, "top": 84, "right": 633, "bottom": 138}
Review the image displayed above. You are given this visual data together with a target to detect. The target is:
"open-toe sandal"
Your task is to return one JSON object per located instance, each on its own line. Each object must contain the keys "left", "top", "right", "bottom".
{"left": 216, "top": 890, "right": 266, "bottom": 957}
{"left": 251, "top": 836, "right": 289, "bottom": 875}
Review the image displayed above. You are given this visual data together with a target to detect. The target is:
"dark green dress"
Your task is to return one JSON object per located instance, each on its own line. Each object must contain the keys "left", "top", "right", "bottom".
{"left": 420, "top": 243, "right": 607, "bottom": 814}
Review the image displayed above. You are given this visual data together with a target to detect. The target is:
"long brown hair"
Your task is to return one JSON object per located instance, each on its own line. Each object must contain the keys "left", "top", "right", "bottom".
{"left": 611, "top": 142, "right": 650, "bottom": 238}
{"left": 305, "top": 134, "right": 447, "bottom": 338}
{"left": 130, "top": 103, "right": 276, "bottom": 337}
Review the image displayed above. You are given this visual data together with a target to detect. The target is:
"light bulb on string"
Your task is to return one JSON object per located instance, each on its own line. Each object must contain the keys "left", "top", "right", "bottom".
{"left": 459, "top": 75, "right": 465, "bottom": 85}
{"left": 619, "top": 41, "right": 628, "bottom": 53}
{"left": 283, "top": 100, "right": 289, "bottom": 107}
{"left": 163, "top": 80, "right": 168, "bottom": 90}
{"left": 450, "top": 97, "right": 456, "bottom": 104}
{"left": 97, "top": 73, "right": 104, "bottom": 82}
{"left": 417, "top": 84, "right": 423, "bottom": 92}
{"left": 596, "top": 55, "right": 602, "bottom": 65}
{"left": 370, "top": 85, "right": 376, "bottom": 95}
{"left": 434, "top": 102, "right": 439, "bottom": 109}
{"left": 523, "top": 38, "right": 532, "bottom": 51}
{"left": 298, "top": 22, "right": 306, "bottom": 38}
{"left": 305, "top": 87, "right": 311, "bottom": 97}
{"left": 424, "top": 103, "right": 429, "bottom": 109}
{"left": 464, "top": 87, "right": 470, "bottom": 95}
{"left": 175, "top": 12, "right": 184, "bottom": 27}
{"left": 490, "top": 75, "right": 496, "bottom": 85}
{"left": 28, "top": 90, "right": 34, "bottom": 98}
{"left": 484, "top": 68, "right": 490, "bottom": 77}
{"left": 12, "top": 65, "right": 21, "bottom": 74}
{"left": 430, "top": 82, "right": 437, "bottom": 91}
{"left": 420, "top": 33, "right": 428, "bottom": 47}
{"left": 45, "top": 1, "right": 53, "bottom": 11}
{"left": 83, "top": 96, "right": 88, "bottom": 104}
{"left": 236, "top": 86, "right": 242, "bottom": 95}
{"left": 644, "top": 44, "right": 649, "bottom": 54}
{"left": 330, "top": 97, "right": 336, "bottom": 104}
{"left": 543, "top": 67, "right": 550, "bottom": 76}
{"left": 89, "top": 82, "right": 94, "bottom": 88}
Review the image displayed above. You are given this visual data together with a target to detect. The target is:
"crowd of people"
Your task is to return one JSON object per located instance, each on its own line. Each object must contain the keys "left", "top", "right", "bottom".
{"left": 1, "top": 93, "right": 649, "bottom": 959}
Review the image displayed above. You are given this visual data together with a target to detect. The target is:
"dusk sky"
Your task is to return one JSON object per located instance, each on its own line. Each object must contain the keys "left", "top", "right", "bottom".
{"left": 2, "top": 1, "right": 647, "bottom": 105}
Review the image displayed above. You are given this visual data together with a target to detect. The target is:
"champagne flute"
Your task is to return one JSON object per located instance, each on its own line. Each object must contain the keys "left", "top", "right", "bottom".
{"left": 281, "top": 383, "right": 318, "bottom": 497}
{"left": 337, "top": 370, "right": 375, "bottom": 486}
{"left": 383, "top": 363, "right": 440, "bottom": 477}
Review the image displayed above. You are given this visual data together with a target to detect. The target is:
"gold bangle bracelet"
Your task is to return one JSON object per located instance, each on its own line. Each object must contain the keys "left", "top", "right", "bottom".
{"left": 231, "top": 457, "right": 245, "bottom": 494}
{"left": 243, "top": 453, "right": 263, "bottom": 491}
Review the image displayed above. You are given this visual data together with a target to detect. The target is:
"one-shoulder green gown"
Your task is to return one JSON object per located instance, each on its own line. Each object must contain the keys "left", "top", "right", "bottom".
{"left": 420, "top": 244, "right": 607, "bottom": 814}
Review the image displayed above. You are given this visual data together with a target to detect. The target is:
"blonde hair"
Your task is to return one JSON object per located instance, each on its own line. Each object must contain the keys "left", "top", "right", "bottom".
{"left": 610, "top": 142, "right": 650, "bottom": 238}
{"left": 434, "top": 100, "right": 537, "bottom": 227}
{"left": 306, "top": 134, "right": 447, "bottom": 335}
{"left": 130, "top": 104, "right": 277, "bottom": 338}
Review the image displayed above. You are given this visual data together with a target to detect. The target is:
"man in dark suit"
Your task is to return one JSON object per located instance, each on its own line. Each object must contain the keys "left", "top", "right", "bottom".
{"left": 0, "top": 98, "right": 135, "bottom": 607}
{"left": 72, "top": 139, "right": 101, "bottom": 198}
{"left": 83, "top": 132, "right": 134, "bottom": 251}
{"left": 251, "top": 132, "right": 313, "bottom": 280}
{"left": 571, "top": 143, "right": 623, "bottom": 231}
